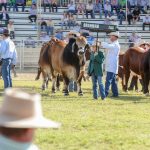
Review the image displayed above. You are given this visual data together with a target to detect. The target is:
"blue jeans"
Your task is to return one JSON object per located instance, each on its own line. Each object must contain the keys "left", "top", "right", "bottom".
{"left": 69, "top": 81, "right": 77, "bottom": 92}
{"left": 91, "top": 74, "right": 105, "bottom": 100}
{"left": 105, "top": 72, "right": 118, "bottom": 97}
{"left": 2, "top": 59, "right": 12, "bottom": 89}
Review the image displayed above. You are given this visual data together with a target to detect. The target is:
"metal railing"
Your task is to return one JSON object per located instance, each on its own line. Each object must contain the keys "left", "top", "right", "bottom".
{"left": 14, "top": 40, "right": 139, "bottom": 72}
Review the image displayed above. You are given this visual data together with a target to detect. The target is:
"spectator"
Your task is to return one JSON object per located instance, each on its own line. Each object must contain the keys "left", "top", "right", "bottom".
{"left": 143, "top": 15, "right": 150, "bottom": 30}
{"left": 111, "top": 0, "right": 119, "bottom": 15}
{"left": 119, "top": 0, "right": 126, "bottom": 8}
{"left": 8, "top": 0, "right": 17, "bottom": 11}
{"left": 85, "top": 1, "right": 94, "bottom": 19}
{"left": 40, "top": 32, "right": 50, "bottom": 42}
{"left": 76, "top": 2, "right": 85, "bottom": 18}
{"left": 68, "top": 13, "right": 76, "bottom": 29}
{"left": 0, "top": 0, "right": 7, "bottom": 11}
{"left": 55, "top": 30, "right": 64, "bottom": 40}
{"left": 118, "top": 9, "right": 126, "bottom": 25}
{"left": 16, "top": 0, "right": 25, "bottom": 12}
{"left": 94, "top": 0, "right": 103, "bottom": 18}
{"left": 137, "top": 0, "right": 147, "bottom": 14}
{"left": 51, "top": 0, "right": 57, "bottom": 12}
{"left": 0, "top": 89, "right": 60, "bottom": 150}
{"left": 129, "top": 31, "right": 141, "bottom": 47}
{"left": 74, "top": 23, "right": 80, "bottom": 32}
{"left": 47, "top": 18, "right": 54, "bottom": 36}
{"left": 28, "top": 4, "right": 37, "bottom": 23}
{"left": 88, "top": 41, "right": 106, "bottom": 100}
{"left": 68, "top": 1, "right": 76, "bottom": 15}
{"left": 111, "top": 16, "right": 119, "bottom": 29}
{"left": 61, "top": 12, "right": 68, "bottom": 29}
{"left": 132, "top": 6, "right": 140, "bottom": 24}
{"left": 129, "top": 0, "right": 137, "bottom": 7}
{"left": 104, "top": 0, "right": 111, "bottom": 18}
{"left": 0, "top": 10, "right": 10, "bottom": 25}
{"left": 24, "top": 35, "right": 35, "bottom": 48}
{"left": 43, "top": 0, "right": 52, "bottom": 12}
{"left": 127, "top": 8, "right": 133, "bottom": 25}
{"left": 39, "top": 18, "right": 47, "bottom": 32}
{"left": 7, "top": 20, "right": 15, "bottom": 39}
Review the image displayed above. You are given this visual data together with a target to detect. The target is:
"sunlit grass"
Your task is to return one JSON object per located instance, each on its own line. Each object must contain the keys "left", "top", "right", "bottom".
{"left": 0, "top": 73, "right": 150, "bottom": 150}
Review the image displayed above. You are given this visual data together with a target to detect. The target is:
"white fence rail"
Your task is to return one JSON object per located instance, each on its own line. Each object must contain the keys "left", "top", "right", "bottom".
{"left": 14, "top": 40, "right": 134, "bottom": 72}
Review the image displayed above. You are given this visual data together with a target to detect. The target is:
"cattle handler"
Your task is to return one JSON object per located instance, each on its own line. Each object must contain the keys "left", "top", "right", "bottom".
{"left": 0, "top": 29, "right": 17, "bottom": 89}
{"left": 100, "top": 31, "right": 120, "bottom": 98}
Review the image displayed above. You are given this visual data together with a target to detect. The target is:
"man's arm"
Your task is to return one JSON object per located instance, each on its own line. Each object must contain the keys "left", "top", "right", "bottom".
{"left": 12, "top": 48, "right": 17, "bottom": 65}
{"left": 101, "top": 42, "right": 116, "bottom": 49}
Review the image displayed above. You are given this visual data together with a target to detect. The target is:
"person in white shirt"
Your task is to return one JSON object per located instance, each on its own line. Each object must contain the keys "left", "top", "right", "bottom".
{"left": 101, "top": 31, "right": 120, "bottom": 97}
{"left": 143, "top": 15, "right": 150, "bottom": 30}
{"left": 104, "top": 0, "right": 111, "bottom": 18}
{"left": 68, "top": 1, "right": 76, "bottom": 15}
{"left": 85, "top": 1, "right": 94, "bottom": 19}
{"left": 129, "top": 31, "right": 141, "bottom": 47}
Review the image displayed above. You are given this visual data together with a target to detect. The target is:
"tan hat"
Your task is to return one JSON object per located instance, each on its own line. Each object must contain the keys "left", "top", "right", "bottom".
{"left": 67, "top": 30, "right": 80, "bottom": 37}
{"left": 0, "top": 88, "right": 61, "bottom": 128}
{"left": 109, "top": 31, "right": 120, "bottom": 38}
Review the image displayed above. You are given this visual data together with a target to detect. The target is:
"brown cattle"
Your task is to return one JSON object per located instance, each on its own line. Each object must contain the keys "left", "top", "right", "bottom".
{"left": 37, "top": 35, "right": 89, "bottom": 96}
{"left": 122, "top": 47, "right": 150, "bottom": 95}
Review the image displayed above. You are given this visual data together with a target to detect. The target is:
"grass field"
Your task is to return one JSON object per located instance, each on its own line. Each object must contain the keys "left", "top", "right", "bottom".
{"left": 0, "top": 73, "right": 150, "bottom": 150}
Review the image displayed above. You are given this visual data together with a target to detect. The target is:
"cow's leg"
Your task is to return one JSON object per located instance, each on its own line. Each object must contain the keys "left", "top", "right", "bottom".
{"left": 63, "top": 76, "right": 70, "bottom": 96}
{"left": 35, "top": 67, "right": 41, "bottom": 80}
{"left": 77, "top": 77, "right": 83, "bottom": 96}
{"left": 56, "top": 74, "right": 60, "bottom": 91}
{"left": 51, "top": 77, "right": 57, "bottom": 93}
{"left": 128, "top": 76, "right": 138, "bottom": 91}
{"left": 42, "top": 72, "right": 48, "bottom": 91}
{"left": 143, "top": 73, "right": 149, "bottom": 95}
{"left": 124, "top": 70, "right": 130, "bottom": 92}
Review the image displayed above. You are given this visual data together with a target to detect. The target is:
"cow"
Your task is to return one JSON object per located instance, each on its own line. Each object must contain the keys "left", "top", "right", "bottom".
{"left": 122, "top": 47, "right": 150, "bottom": 95}
{"left": 37, "top": 34, "right": 89, "bottom": 96}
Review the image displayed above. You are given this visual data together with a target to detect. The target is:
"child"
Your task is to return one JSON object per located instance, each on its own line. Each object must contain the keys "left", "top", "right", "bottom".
{"left": 88, "top": 42, "right": 106, "bottom": 100}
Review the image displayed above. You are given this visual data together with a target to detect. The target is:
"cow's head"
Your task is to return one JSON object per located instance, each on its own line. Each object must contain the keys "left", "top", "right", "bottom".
{"left": 72, "top": 36, "right": 89, "bottom": 56}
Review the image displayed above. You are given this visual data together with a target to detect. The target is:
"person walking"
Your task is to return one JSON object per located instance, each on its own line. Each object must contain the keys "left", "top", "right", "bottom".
{"left": 101, "top": 32, "right": 120, "bottom": 97}
{"left": 88, "top": 42, "right": 106, "bottom": 100}
{"left": 0, "top": 88, "right": 61, "bottom": 150}
{"left": 0, "top": 29, "right": 17, "bottom": 89}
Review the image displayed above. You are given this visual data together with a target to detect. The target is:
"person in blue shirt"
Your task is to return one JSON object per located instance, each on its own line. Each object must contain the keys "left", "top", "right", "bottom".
{"left": 0, "top": 29, "right": 17, "bottom": 89}
{"left": 87, "top": 32, "right": 95, "bottom": 45}
{"left": 55, "top": 30, "right": 64, "bottom": 40}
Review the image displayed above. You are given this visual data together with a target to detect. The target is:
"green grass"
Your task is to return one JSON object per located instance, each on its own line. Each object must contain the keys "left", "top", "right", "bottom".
{"left": 0, "top": 74, "right": 150, "bottom": 150}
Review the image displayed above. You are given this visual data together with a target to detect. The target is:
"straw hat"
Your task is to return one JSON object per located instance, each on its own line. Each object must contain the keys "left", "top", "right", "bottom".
{"left": 0, "top": 88, "right": 61, "bottom": 128}
{"left": 109, "top": 31, "right": 120, "bottom": 38}
{"left": 67, "top": 30, "right": 80, "bottom": 37}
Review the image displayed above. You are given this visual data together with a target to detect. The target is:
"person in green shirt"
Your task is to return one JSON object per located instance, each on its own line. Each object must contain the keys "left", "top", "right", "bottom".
{"left": 8, "top": 0, "right": 17, "bottom": 11}
{"left": 88, "top": 42, "right": 106, "bottom": 100}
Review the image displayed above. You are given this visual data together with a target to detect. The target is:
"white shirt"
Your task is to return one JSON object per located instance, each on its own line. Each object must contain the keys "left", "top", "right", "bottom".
{"left": 143, "top": 16, "right": 150, "bottom": 23}
{"left": 68, "top": 4, "right": 76, "bottom": 11}
{"left": 101, "top": 40, "right": 120, "bottom": 74}
{"left": 104, "top": 4, "right": 111, "bottom": 11}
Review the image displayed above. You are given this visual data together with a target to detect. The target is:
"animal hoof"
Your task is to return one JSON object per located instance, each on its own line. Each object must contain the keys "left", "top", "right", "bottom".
{"left": 145, "top": 93, "right": 149, "bottom": 96}
{"left": 35, "top": 77, "right": 39, "bottom": 81}
{"left": 64, "top": 93, "right": 69, "bottom": 96}
{"left": 78, "top": 92, "right": 83, "bottom": 96}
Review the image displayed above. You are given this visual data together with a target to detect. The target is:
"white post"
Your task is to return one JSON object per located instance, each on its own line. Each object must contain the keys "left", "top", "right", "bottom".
{"left": 37, "top": 0, "right": 41, "bottom": 40}
{"left": 125, "top": 0, "right": 128, "bottom": 48}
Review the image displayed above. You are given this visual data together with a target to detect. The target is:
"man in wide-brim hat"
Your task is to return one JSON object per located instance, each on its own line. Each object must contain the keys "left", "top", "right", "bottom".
{"left": 0, "top": 29, "right": 17, "bottom": 89}
{"left": 100, "top": 31, "right": 120, "bottom": 98}
{"left": 0, "top": 88, "right": 61, "bottom": 150}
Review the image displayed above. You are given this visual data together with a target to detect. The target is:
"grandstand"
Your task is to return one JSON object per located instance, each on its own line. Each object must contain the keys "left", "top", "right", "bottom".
{"left": 2, "top": 6, "right": 150, "bottom": 71}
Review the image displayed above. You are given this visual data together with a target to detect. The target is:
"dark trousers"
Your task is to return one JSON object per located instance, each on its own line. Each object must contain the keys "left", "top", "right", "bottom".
{"left": 43, "top": 3, "right": 52, "bottom": 12}
{"left": 52, "top": 4, "right": 57, "bottom": 12}
{"left": 0, "top": 3, "right": 7, "bottom": 11}
{"left": 143, "top": 23, "right": 150, "bottom": 30}
{"left": 2, "top": 58, "right": 12, "bottom": 89}
{"left": 105, "top": 72, "right": 118, "bottom": 97}
{"left": 16, "top": 4, "right": 25, "bottom": 12}
{"left": 86, "top": 10, "right": 94, "bottom": 18}
{"left": 29, "top": 15, "right": 37, "bottom": 22}
{"left": 127, "top": 14, "right": 133, "bottom": 25}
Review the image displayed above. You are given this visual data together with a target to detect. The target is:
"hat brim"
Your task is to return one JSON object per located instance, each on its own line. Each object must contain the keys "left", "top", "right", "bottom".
{"left": 108, "top": 34, "right": 120, "bottom": 38}
{"left": 0, "top": 114, "right": 61, "bottom": 129}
